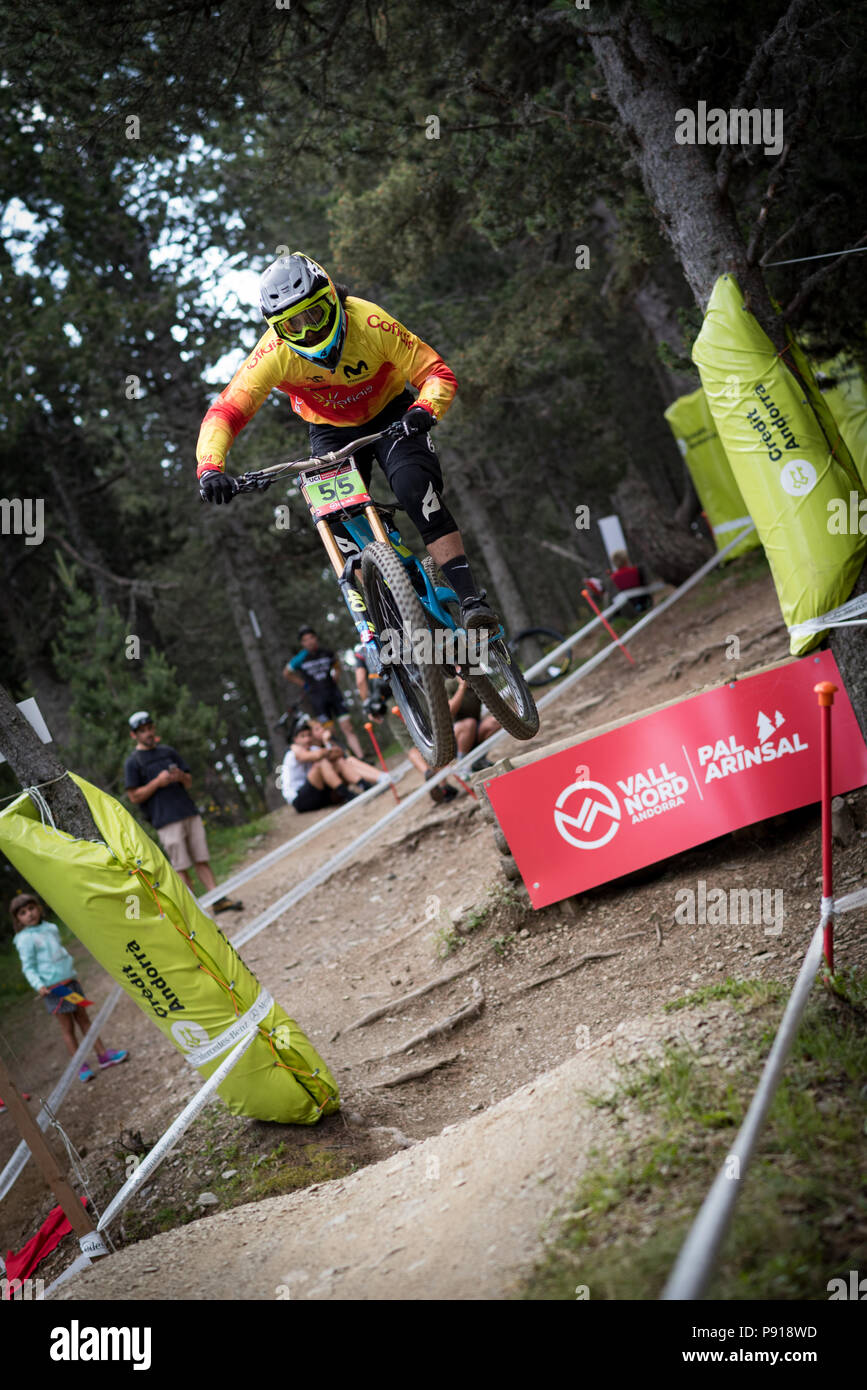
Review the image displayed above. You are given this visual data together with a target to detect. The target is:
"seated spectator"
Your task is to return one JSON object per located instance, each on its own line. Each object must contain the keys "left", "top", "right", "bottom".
{"left": 280, "top": 717, "right": 384, "bottom": 813}
{"left": 445, "top": 676, "right": 500, "bottom": 771}
{"left": 308, "top": 719, "right": 386, "bottom": 793}
{"left": 354, "top": 644, "right": 460, "bottom": 804}
{"left": 281, "top": 717, "right": 349, "bottom": 813}
{"left": 609, "top": 550, "right": 652, "bottom": 615}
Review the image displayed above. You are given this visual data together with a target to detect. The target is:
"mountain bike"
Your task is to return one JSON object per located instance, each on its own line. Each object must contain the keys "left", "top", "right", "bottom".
{"left": 234, "top": 429, "right": 539, "bottom": 766}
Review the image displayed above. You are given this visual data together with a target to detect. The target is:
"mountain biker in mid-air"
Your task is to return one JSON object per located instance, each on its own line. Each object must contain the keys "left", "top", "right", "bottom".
{"left": 195, "top": 252, "right": 498, "bottom": 633}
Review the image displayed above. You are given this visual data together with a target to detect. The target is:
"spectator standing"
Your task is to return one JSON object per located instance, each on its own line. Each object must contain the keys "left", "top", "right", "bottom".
{"left": 123, "top": 712, "right": 242, "bottom": 913}
{"left": 283, "top": 625, "right": 364, "bottom": 757}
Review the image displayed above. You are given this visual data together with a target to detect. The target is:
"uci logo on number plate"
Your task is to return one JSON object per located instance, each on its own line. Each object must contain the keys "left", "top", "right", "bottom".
{"left": 302, "top": 461, "right": 370, "bottom": 518}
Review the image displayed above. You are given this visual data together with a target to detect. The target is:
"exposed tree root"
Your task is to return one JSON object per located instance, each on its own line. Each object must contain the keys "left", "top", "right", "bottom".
{"left": 339, "top": 955, "right": 487, "bottom": 1036}
{"left": 508, "top": 951, "right": 621, "bottom": 997}
{"left": 373, "top": 1052, "right": 462, "bottom": 1088}
{"left": 366, "top": 979, "right": 485, "bottom": 1061}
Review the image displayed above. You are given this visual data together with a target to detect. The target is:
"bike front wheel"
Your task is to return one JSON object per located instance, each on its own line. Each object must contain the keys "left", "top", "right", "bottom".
{"left": 361, "top": 542, "right": 456, "bottom": 767}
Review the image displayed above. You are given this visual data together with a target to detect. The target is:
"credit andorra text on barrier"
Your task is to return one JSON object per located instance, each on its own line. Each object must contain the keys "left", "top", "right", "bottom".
{"left": 49, "top": 1321, "right": 152, "bottom": 1371}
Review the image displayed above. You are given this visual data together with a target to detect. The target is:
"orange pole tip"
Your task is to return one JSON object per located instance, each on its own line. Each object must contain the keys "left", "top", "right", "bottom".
{"left": 814, "top": 681, "right": 838, "bottom": 706}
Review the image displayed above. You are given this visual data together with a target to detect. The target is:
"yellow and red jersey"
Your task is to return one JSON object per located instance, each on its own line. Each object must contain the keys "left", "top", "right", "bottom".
{"left": 196, "top": 296, "right": 458, "bottom": 476}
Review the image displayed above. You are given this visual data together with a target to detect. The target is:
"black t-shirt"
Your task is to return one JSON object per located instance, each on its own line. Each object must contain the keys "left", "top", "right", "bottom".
{"left": 288, "top": 646, "right": 338, "bottom": 693}
{"left": 123, "top": 745, "right": 197, "bottom": 829}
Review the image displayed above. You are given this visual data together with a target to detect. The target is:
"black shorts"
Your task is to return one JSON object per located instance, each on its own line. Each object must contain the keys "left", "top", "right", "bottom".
{"left": 292, "top": 781, "right": 334, "bottom": 813}
{"left": 308, "top": 391, "right": 458, "bottom": 545}
{"left": 308, "top": 688, "right": 347, "bottom": 721}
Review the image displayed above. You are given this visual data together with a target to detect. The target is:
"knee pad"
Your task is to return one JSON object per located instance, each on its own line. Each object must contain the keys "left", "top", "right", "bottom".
{"left": 389, "top": 464, "right": 458, "bottom": 545}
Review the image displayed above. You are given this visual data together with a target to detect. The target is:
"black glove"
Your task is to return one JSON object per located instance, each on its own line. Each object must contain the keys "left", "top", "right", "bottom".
{"left": 199, "top": 469, "right": 238, "bottom": 505}
{"left": 388, "top": 405, "right": 436, "bottom": 439}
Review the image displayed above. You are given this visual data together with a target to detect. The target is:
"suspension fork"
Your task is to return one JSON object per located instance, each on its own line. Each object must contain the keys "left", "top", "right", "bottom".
{"left": 316, "top": 513, "right": 386, "bottom": 670}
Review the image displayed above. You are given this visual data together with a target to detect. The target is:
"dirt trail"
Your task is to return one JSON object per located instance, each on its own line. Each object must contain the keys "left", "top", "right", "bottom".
{"left": 4, "top": 559, "right": 867, "bottom": 1298}
{"left": 55, "top": 1006, "right": 718, "bottom": 1302}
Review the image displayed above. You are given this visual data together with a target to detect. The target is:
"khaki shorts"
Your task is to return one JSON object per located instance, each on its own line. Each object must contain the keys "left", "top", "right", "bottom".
{"left": 156, "top": 815, "right": 209, "bottom": 872}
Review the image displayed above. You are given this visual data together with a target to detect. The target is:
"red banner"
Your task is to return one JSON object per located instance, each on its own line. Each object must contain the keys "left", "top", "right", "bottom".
{"left": 486, "top": 652, "right": 867, "bottom": 909}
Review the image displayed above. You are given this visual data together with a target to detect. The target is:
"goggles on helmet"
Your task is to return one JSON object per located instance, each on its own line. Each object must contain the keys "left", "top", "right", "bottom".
{"left": 270, "top": 288, "right": 336, "bottom": 346}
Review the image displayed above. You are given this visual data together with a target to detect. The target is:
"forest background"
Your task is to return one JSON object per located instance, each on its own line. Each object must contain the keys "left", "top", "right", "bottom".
{"left": 2, "top": 0, "right": 865, "bottom": 927}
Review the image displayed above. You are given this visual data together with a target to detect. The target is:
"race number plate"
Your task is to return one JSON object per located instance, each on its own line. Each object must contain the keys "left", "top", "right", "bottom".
{"left": 301, "top": 460, "right": 370, "bottom": 520}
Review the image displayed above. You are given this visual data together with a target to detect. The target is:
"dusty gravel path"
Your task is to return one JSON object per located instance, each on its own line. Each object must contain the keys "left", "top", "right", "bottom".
{"left": 56, "top": 1008, "right": 713, "bottom": 1301}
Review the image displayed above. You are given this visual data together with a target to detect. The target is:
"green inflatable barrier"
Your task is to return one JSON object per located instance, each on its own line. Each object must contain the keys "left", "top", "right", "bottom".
{"left": 815, "top": 352, "right": 867, "bottom": 493}
{"left": 663, "top": 387, "right": 759, "bottom": 558}
{"left": 0, "top": 775, "right": 339, "bottom": 1124}
{"left": 692, "top": 274, "right": 866, "bottom": 655}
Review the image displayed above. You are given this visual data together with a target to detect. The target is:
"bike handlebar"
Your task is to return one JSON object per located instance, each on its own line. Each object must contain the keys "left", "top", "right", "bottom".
{"left": 232, "top": 428, "right": 390, "bottom": 493}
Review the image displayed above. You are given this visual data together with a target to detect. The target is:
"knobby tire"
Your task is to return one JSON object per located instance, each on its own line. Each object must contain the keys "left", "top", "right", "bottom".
{"left": 362, "top": 543, "right": 455, "bottom": 767}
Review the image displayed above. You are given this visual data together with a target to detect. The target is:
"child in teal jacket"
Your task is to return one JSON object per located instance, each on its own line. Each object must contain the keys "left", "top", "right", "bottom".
{"left": 11, "top": 891, "right": 128, "bottom": 1083}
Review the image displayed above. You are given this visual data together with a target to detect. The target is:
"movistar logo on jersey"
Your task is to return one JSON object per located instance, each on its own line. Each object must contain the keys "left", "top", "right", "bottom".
{"left": 343, "top": 359, "right": 368, "bottom": 379}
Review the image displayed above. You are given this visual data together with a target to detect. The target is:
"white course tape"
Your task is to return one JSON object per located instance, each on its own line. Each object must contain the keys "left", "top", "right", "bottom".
{"left": 712, "top": 515, "right": 753, "bottom": 535}
{"left": 196, "top": 761, "right": 411, "bottom": 909}
{"left": 41, "top": 1251, "right": 94, "bottom": 1300}
{"left": 97, "top": 1024, "right": 259, "bottom": 1233}
{"left": 0, "top": 985, "right": 124, "bottom": 1205}
{"left": 662, "top": 923, "right": 825, "bottom": 1300}
{"left": 531, "top": 526, "right": 758, "bottom": 717}
{"left": 788, "top": 591, "right": 867, "bottom": 642}
{"left": 178, "top": 988, "right": 274, "bottom": 1068}
{"left": 837, "top": 884, "right": 867, "bottom": 914}
{"left": 79, "top": 1230, "right": 109, "bottom": 1259}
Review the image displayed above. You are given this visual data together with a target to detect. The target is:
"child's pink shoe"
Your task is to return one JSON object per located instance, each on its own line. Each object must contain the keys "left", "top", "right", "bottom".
{"left": 79, "top": 1064, "right": 95, "bottom": 1082}
{"left": 97, "top": 1050, "right": 128, "bottom": 1069}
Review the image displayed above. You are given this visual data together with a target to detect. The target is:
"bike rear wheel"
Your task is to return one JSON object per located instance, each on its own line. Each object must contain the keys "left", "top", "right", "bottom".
{"left": 465, "top": 637, "right": 540, "bottom": 741}
{"left": 362, "top": 542, "right": 456, "bottom": 767}
{"left": 508, "top": 626, "right": 572, "bottom": 688}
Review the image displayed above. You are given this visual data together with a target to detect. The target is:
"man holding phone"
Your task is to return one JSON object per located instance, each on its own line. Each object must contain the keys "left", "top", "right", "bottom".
{"left": 123, "top": 711, "right": 242, "bottom": 913}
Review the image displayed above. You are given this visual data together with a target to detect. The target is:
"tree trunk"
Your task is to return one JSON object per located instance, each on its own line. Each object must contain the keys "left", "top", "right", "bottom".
{"left": 589, "top": 12, "right": 867, "bottom": 732}
{"left": 0, "top": 682, "right": 100, "bottom": 839}
{"left": 589, "top": 20, "right": 787, "bottom": 344}
{"left": 592, "top": 198, "right": 696, "bottom": 400}
{"left": 614, "top": 467, "right": 711, "bottom": 586}
{"left": 445, "top": 448, "right": 535, "bottom": 634}
{"left": 592, "top": 197, "right": 702, "bottom": 523}
{"left": 225, "top": 510, "right": 291, "bottom": 711}
{"left": 0, "top": 569, "right": 75, "bottom": 750}
{"left": 218, "top": 549, "right": 284, "bottom": 807}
